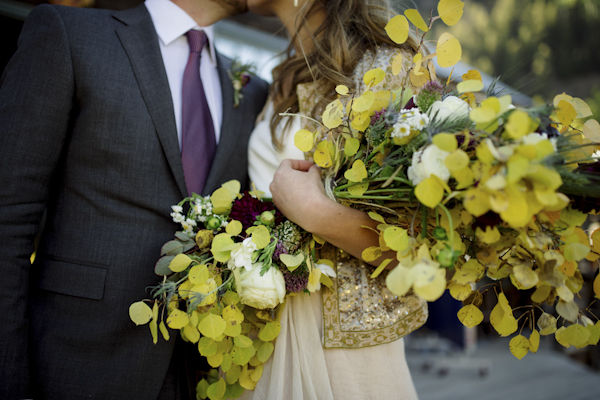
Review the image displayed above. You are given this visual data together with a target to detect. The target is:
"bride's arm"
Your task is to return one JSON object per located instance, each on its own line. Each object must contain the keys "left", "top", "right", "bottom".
{"left": 270, "top": 159, "right": 397, "bottom": 268}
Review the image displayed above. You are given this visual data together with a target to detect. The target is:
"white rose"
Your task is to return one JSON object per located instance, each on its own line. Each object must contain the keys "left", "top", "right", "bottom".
{"left": 428, "top": 96, "right": 470, "bottom": 122}
{"left": 228, "top": 237, "right": 257, "bottom": 271}
{"left": 235, "top": 263, "right": 286, "bottom": 309}
{"left": 407, "top": 144, "right": 451, "bottom": 185}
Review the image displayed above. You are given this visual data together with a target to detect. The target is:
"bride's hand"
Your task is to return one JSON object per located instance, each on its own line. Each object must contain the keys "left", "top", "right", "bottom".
{"left": 269, "top": 159, "right": 327, "bottom": 232}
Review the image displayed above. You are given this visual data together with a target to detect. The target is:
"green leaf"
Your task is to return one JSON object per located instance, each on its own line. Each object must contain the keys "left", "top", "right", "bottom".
{"left": 221, "top": 353, "right": 233, "bottom": 373}
{"left": 279, "top": 253, "right": 304, "bottom": 270}
{"left": 224, "top": 321, "right": 242, "bottom": 337}
{"left": 196, "top": 379, "right": 209, "bottom": 400}
{"left": 155, "top": 255, "right": 176, "bottom": 276}
{"left": 161, "top": 239, "right": 194, "bottom": 256}
{"left": 211, "top": 233, "right": 234, "bottom": 263}
{"left": 207, "top": 352, "right": 224, "bottom": 368}
{"left": 225, "top": 364, "right": 242, "bottom": 385}
{"left": 257, "top": 341, "right": 274, "bottom": 363}
{"left": 233, "top": 335, "right": 253, "bottom": 349}
{"left": 129, "top": 301, "right": 153, "bottom": 326}
{"left": 224, "top": 382, "right": 245, "bottom": 399}
{"left": 231, "top": 344, "right": 256, "bottom": 366}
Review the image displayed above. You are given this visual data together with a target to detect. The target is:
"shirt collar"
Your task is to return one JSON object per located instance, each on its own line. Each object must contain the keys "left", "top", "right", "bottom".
{"left": 145, "top": 0, "right": 218, "bottom": 67}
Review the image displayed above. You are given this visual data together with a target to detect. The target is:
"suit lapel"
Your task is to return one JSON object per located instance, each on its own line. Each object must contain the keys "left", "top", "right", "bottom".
{"left": 203, "top": 53, "right": 237, "bottom": 195}
{"left": 113, "top": 5, "right": 188, "bottom": 199}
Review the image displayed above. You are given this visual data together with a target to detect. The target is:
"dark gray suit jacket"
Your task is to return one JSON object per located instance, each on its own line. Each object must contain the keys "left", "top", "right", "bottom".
{"left": 0, "top": 4, "right": 268, "bottom": 399}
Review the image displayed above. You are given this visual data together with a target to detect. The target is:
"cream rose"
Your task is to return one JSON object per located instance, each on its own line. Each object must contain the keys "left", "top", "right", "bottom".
{"left": 428, "top": 96, "right": 470, "bottom": 122}
{"left": 235, "top": 263, "right": 286, "bottom": 309}
{"left": 407, "top": 144, "right": 451, "bottom": 185}
{"left": 227, "top": 237, "right": 257, "bottom": 271}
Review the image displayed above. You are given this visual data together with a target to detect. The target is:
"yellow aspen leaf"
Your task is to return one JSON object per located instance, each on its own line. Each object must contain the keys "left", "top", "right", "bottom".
{"left": 557, "top": 100, "right": 577, "bottom": 128}
{"left": 412, "top": 265, "right": 446, "bottom": 302}
{"left": 505, "top": 110, "right": 531, "bottom": 139}
{"left": 564, "top": 242, "right": 590, "bottom": 262}
{"left": 239, "top": 365, "right": 257, "bottom": 390}
{"left": 167, "top": 308, "right": 189, "bottom": 330}
{"left": 553, "top": 92, "right": 573, "bottom": 108}
{"left": 221, "top": 180, "right": 241, "bottom": 198}
{"left": 225, "top": 220, "right": 242, "bottom": 237}
{"left": 449, "top": 282, "right": 472, "bottom": 301}
{"left": 211, "top": 233, "right": 234, "bottom": 263}
{"left": 159, "top": 321, "right": 170, "bottom": 341}
{"left": 211, "top": 187, "right": 235, "bottom": 214}
{"left": 555, "top": 326, "right": 570, "bottom": 348}
{"left": 335, "top": 85, "right": 349, "bottom": 95}
{"left": 556, "top": 300, "right": 579, "bottom": 322}
{"left": 457, "top": 79, "right": 484, "bottom": 94}
{"left": 129, "top": 301, "right": 153, "bottom": 326}
{"left": 198, "top": 313, "right": 226, "bottom": 339}
{"left": 562, "top": 324, "right": 591, "bottom": 348}
{"left": 258, "top": 321, "right": 281, "bottom": 342}
{"left": 463, "top": 188, "right": 491, "bottom": 217}
{"left": 415, "top": 177, "right": 444, "bottom": 208}
{"left": 500, "top": 186, "right": 530, "bottom": 228}
{"left": 198, "top": 337, "right": 218, "bottom": 357}
{"left": 206, "top": 378, "right": 227, "bottom": 400}
{"left": 383, "top": 226, "right": 409, "bottom": 252}
{"left": 531, "top": 285, "right": 552, "bottom": 304}
{"left": 344, "top": 137, "right": 360, "bottom": 157}
{"left": 509, "top": 335, "right": 530, "bottom": 360}
{"left": 351, "top": 111, "right": 371, "bottom": 132}
{"left": 568, "top": 97, "right": 593, "bottom": 118}
{"left": 363, "top": 68, "right": 386, "bottom": 87}
{"left": 475, "top": 226, "right": 501, "bottom": 245}
{"left": 183, "top": 324, "right": 200, "bottom": 344}
{"left": 347, "top": 182, "right": 369, "bottom": 197}
{"left": 320, "top": 273, "right": 334, "bottom": 289}
{"left": 250, "top": 365, "right": 264, "bottom": 383}
{"left": 362, "top": 246, "right": 383, "bottom": 263}
{"left": 322, "top": 99, "right": 344, "bottom": 129}
{"left": 452, "top": 259, "right": 484, "bottom": 285}
{"left": 250, "top": 225, "right": 270, "bottom": 250}
{"left": 433, "top": 133, "right": 458, "bottom": 152}
{"left": 560, "top": 206, "right": 588, "bottom": 227}
{"left": 222, "top": 304, "right": 244, "bottom": 325}
{"left": 257, "top": 342, "right": 274, "bottom": 363}
{"left": 313, "top": 140, "right": 333, "bottom": 168}
{"left": 512, "top": 264, "right": 539, "bottom": 290}
{"left": 462, "top": 69, "right": 482, "bottom": 82}
{"left": 405, "top": 9, "right": 429, "bottom": 31}
{"left": 453, "top": 167, "right": 475, "bottom": 189}
{"left": 529, "top": 330, "right": 540, "bottom": 353}
{"left": 537, "top": 312, "right": 557, "bottom": 336}
{"left": 594, "top": 272, "right": 600, "bottom": 299}
{"left": 469, "top": 107, "right": 497, "bottom": 124}
{"left": 294, "top": 129, "right": 314, "bottom": 152}
{"left": 352, "top": 91, "right": 375, "bottom": 113}
{"left": 233, "top": 335, "right": 253, "bottom": 349}
{"left": 195, "top": 229, "right": 214, "bottom": 249}
{"left": 370, "top": 259, "right": 392, "bottom": 279}
{"left": 436, "top": 32, "right": 462, "bottom": 68}
{"left": 189, "top": 264, "right": 209, "bottom": 285}
{"left": 490, "top": 303, "right": 518, "bottom": 337}
{"left": 386, "top": 265, "right": 412, "bottom": 297}
{"left": 368, "top": 211, "right": 386, "bottom": 223}
{"left": 392, "top": 53, "right": 404, "bottom": 76}
{"left": 583, "top": 119, "right": 600, "bottom": 143}
{"left": 196, "top": 379, "right": 209, "bottom": 399}
{"left": 445, "top": 149, "right": 469, "bottom": 172}
{"left": 344, "top": 159, "right": 368, "bottom": 182}
{"left": 438, "top": 0, "right": 465, "bottom": 26}
{"left": 586, "top": 322, "right": 600, "bottom": 346}
{"left": 413, "top": 52, "right": 424, "bottom": 76}
{"left": 385, "top": 14, "right": 409, "bottom": 44}
{"left": 457, "top": 304, "right": 483, "bottom": 328}
{"left": 169, "top": 253, "right": 192, "bottom": 273}
{"left": 409, "top": 67, "right": 430, "bottom": 87}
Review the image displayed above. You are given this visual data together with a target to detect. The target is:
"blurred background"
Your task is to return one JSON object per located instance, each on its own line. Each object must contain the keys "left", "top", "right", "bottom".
{"left": 1, "top": 0, "right": 599, "bottom": 398}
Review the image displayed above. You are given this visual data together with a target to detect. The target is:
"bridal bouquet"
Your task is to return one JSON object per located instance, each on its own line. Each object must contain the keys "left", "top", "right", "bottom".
{"left": 293, "top": 0, "right": 600, "bottom": 359}
{"left": 129, "top": 181, "right": 333, "bottom": 399}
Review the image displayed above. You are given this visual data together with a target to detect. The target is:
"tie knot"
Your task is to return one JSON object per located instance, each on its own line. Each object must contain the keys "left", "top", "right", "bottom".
{"left": 185, "top": 30, "right": 207, "bottom": 54}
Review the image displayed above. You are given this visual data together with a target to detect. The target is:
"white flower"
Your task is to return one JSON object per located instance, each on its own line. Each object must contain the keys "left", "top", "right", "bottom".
{"left": 228, "top": 237, "right": 258, "bottom": 271}
{"left": 233, "top": 80, "right": 242, "bottom": 91}
{"left": 171, "top": 205, "right": 183, "bottom": 213}
{"left": 521, "top": 132, "right": 558, "bottom": 152}
{"left": 407, "top": 144, "right": 451, "bottom": 185}
{"left": 181, "top": 218, "right": 197, "bottom": 233}
{"left": 170, "top": 212, "right": 184, "bottom": 223}
{"left": 308, "top": 263, "right": 338, "bottom": 292}
{"left": 315, "top": 263, "right": 337, "bottom": 278}
{"left": 235, "top": 263, "right": 286, "bottom": 309}
{"left": 391, "top": 122, "right": 411, "bottom": 139}
{"left": 428, "top": 96, "right": 470, "bottom": 122}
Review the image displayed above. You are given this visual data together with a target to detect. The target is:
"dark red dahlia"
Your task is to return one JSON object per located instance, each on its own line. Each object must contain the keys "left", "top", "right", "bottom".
{"left": 472, "top": 211, "right": 502, "bottom": 230}
{"left": 229, "top": 192, "right": 284, "bottom": 232}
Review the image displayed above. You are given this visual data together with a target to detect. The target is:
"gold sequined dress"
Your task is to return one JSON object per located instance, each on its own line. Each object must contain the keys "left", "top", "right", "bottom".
{"left": 242, "top": 45, "right": 427, "bottom": 400}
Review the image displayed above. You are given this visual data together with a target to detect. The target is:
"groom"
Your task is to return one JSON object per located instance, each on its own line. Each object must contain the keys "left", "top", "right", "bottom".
{"left": 0, "top": 0, "right": 267, "bottom": 399}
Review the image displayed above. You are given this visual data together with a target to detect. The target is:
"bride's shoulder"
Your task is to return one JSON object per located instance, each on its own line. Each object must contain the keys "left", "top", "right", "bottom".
{"left": 352, "top": 44, "right": 415, "bottom": 92}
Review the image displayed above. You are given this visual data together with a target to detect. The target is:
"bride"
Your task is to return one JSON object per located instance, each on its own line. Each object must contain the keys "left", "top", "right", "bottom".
{"left": 243, "top": 0, "right": 428, "bottom": 399}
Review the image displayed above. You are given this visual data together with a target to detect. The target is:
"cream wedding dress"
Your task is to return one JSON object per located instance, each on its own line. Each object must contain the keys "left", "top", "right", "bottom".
{"left": 241, "top": 45, "right": 422, "bottom": 400}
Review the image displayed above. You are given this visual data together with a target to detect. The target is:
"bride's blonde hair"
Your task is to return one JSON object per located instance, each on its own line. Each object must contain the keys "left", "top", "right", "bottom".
{"left": 269, "top": 0, "right": 420, "bottom": 149}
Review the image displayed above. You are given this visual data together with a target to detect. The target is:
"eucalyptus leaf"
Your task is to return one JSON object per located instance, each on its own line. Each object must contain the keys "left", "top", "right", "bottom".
{"left": 155, "top": 255, "right": 176, "bottom": 276}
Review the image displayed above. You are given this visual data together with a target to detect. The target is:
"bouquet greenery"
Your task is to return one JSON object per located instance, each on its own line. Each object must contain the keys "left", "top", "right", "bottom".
{"left": 292, "top": 0, "right": 600, "bottom": 359}
{"left": 129, "top": 181, "right": 334, "bottom": 398}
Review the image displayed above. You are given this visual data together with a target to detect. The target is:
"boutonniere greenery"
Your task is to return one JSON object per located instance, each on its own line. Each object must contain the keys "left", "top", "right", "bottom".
{"left": 228, "top": 58, "right": 255, "bottom": 108}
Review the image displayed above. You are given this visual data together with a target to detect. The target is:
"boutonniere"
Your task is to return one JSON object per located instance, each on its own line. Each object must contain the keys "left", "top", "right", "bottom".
{"left": 228, "top": 58, "right": 255, "bottom": 108}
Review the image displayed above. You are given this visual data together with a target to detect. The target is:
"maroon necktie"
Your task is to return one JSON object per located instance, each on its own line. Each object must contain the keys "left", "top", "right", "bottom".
{"left": 181, "top": 30, "right": 216, "bottom": 196}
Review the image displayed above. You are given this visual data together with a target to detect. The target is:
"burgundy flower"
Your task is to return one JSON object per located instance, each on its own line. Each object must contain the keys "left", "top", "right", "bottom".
{"left": 472, "top": 211, "right": 502, "bottom": 230}
{"left": 282, "top": 268, "right": 308, "bottom": 293}
{"left": 229, "top": 192, "right": 284, "bottom": 232}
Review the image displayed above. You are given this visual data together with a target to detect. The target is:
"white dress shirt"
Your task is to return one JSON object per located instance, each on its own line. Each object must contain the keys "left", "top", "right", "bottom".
{"left": 145, "top": 0, "right": 223, "bottom": 147}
